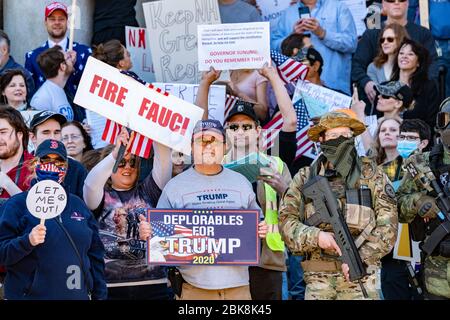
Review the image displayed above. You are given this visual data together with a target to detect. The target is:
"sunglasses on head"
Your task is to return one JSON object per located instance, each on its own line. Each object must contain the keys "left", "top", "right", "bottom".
{"left": 117, "top": 157, "right": 138, "bottom": 168}
{"left": 380, "top": 37, "right": 395, "bottom": 44}
{"left": 384, "top": 0, "right": 407, "bottom": 3}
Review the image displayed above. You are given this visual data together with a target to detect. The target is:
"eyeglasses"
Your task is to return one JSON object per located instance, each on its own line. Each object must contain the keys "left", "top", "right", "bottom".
{"left": 39, "top": 156, "right": 66, "bottom": 167}
{"left": 61, "top": 134, "right": 82, "bottom": 142}
{"left": 324, "top": 131, "right": 353, "bottom": 140}
{"left": 398, "top": 134, "right": 420, "bottom": 141}
{"left": 384, "top": 0, "right": 407, "bottom": 3}
{"left": 193, "top": 136, "right": 224, "bottom": 147}
{"left": 117, "top": 157, "right": 138, "bottom": 168}
{"left": 226, "top": 123, "right": 255, "bottom": 132}
{"left": 380, "top": 37, "right": 395, "bottom": 44}
{"left": 437, "top": 112, "right": 450, "bottom": 129}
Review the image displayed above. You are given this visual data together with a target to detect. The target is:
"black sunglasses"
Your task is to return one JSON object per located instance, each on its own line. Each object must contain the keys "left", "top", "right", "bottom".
{"left": 117, "top": 157, "right": 138, "bottom": 168}
{"left": 380, "top": 37, "right": 395, "bottom": 44}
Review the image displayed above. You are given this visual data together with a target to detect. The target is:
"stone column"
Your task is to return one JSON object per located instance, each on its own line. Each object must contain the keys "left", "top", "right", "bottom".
{"left": 4, "top": 0, "right": 94, "bottom": 65}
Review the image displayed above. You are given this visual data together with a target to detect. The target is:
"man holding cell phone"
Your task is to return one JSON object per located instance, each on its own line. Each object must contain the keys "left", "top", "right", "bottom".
{"left": 271, "top": 0, "right": 357, "bottom": 95}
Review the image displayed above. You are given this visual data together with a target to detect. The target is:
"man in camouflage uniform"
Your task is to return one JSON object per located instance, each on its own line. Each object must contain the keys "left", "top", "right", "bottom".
{"left": 279, "top": 110, "right": 398, "bottom": 300}
{"left": 397, "top": 97, "right": 450, "bottom": 300}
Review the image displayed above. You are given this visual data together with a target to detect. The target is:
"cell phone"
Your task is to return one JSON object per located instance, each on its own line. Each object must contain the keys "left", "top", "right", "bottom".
{"left": 298, "top": 6, "right": 311, "bottom": 36}
{"left": 298, "top": 6, "right": 311, "bottom": 20}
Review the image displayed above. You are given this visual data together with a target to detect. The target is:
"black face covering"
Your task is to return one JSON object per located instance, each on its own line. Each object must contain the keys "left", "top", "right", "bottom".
{"left": 320, "top": 136, "right": 357, "bottom": 180}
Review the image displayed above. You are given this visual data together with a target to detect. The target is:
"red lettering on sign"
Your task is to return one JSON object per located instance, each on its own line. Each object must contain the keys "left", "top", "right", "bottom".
{"left": 138, "top": 29, "right": 146, "bottom": 49}
{"left": 169, "top": 113, "right": 182, "bottom": 133}
{"left": 137, "top": 97, "right": 190, "bottom": 136}
{"left": 89, "top": 75, "right": 128, "bottom": 107}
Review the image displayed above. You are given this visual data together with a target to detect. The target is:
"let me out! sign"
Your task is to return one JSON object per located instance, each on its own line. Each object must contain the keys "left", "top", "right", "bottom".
{"left": 147, "top": 209, "right": 260, "bottom": 265}
{"left": 74, "top": 57, "right": 204, "bottom": 154}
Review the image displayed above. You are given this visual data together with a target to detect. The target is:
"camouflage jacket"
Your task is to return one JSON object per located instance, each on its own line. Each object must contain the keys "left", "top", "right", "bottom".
{"left": 397, "top": 151, "right": 438, "bottom": 223}
{"left": 279, "top": 156, "right": 398, "bottom": 266}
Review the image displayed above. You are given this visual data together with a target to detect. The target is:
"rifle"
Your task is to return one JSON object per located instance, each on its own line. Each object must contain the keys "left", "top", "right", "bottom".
{"left": 404, "top": 155, "right": 450, "bottom": 257}
{"left": 302, "top": 175, "right": 369, "bottom": 298}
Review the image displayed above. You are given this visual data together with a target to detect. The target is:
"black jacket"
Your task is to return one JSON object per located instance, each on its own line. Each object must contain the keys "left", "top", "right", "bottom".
{"left": 351, "top": 22, "right": 438, "bottom": 93}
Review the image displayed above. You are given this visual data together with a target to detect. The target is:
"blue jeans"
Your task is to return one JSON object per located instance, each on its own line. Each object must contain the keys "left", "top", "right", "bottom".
{"left": 285, "top": 252, "right": 305, "bottom": 300}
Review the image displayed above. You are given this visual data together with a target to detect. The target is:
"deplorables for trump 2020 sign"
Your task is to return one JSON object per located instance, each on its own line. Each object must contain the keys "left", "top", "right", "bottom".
{"left": 147, "top": 209, "right": 260, "bottom": 265}
{"left": 74, "top": 56, "right": 204, "bottom": 154}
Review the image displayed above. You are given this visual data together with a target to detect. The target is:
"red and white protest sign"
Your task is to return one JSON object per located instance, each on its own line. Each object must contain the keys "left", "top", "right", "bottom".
{"left": 198, "top": 22, "right": 271, "bottom": 71}
{"left": 74, "top": 57, "right": 204, "bottom": 154}
{"left": 125, "top": 26, "right": 156, "bottom": 83}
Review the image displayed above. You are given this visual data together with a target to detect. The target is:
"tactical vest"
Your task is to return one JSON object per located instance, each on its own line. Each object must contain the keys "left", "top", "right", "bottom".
{"left": 303, "top": 156, "right": 378, "bottom": 259}
{"left": 425, "top": 144, "right": 450, "bottom": 256}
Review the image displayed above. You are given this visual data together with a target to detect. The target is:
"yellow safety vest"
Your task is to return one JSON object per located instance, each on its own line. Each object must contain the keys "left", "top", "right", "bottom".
{"left": 264, "top": 156, "right": 285, "bottom": 252}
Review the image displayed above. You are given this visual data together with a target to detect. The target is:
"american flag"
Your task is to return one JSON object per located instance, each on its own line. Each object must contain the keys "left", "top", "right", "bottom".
{"left": 224, "top": 94, "right": 239, "bottom": 119}
{"left": 102, "top": 119, "right": 152, "bottom": 159}
{"left": 151, "top": 221, "right": 193, "bottom": 237}
{"left": 261, "top": 98, "right": 314, "bottom": 160}
{"left": 270, "top": 50, "right": 309, "bottom": 85}
{"left": 293, "top": 98, "right": 314, "bottom": 160}
{"left": 150, "top": 221, "right": 216, "bottom": 262}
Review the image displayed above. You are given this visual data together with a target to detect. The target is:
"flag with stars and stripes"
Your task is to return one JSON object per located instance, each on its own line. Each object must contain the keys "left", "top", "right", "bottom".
{"left": 261, "top": 98, "right": 314, "bottom": 160}
{"left": 101, "top": 120, "right": 153, "bottom": 159}
{"left": 151, "top": 221, "right": 193, "bottom": 238}
{"left": 150, "top": 221, "right": 215, "bottom": 263}
{"left": 270, "top": 50, "right": 309, "bottom": 85}
{"left": 293, "top": 98, "right": 314, "bottom": 160}
{"left": 224, "top": 94, "right": 239, "bottom": 119}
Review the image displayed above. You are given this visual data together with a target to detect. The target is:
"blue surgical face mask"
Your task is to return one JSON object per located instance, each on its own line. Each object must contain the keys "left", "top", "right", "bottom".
{"left": 397, "top": 140, "right": 419, "bottom": 158}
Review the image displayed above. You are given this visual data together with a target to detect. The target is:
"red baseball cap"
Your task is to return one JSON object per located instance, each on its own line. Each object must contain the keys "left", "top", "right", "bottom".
{"left": 45, "top": 2, "right": 68, "bottom": 19}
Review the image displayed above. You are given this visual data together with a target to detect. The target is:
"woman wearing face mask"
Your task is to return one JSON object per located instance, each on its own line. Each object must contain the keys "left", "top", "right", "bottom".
{"left": 0, "top": 139, "right": 107, "bottom": 300}
{"left": 391, "top": 38, "right": 440, "bottom": 132}
{"left": 61, "top": 121, "right": 93, "bottom": 163}
{"left": 83, "top": 128, "right": 172, "bottom": 300}
{"left": 372, "top": 118, "right": 430, "bottom": 300}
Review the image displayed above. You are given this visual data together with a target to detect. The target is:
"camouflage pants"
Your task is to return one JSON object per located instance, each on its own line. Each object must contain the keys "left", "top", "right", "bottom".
{"left": 424, "top": 256, "right": 450, "bottom": 299}
{"left": 304, "top": 271, "right": 380, "bottom": 300}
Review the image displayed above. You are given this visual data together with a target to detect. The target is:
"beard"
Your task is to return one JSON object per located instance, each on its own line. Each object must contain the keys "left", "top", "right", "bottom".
{"left": 0, "top": 138, "right": 20, "bottom": 160}
{"left": 48, "top": 28, "right": 67, "bottom": 40}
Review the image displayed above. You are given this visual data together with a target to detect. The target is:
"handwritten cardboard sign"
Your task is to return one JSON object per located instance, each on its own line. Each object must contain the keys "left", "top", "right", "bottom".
{"left": 293, "top": 80, "right": 352, "bottom": 118}
{"left": 147, "top": 209, "right": 260, "bottom": 265}
{"left": 153, "top": 82, "right": 226, "bottom": 124}
{"left": 143, "top": 0, "right": 221, "bottom": 84}
{"left": 198, "top": 22, "right": 271, "bottom": 71}
{"left": 74, "top": 57, "right": 204, "bottom": 154}
{"left": 125, "top": 26, "right": 156, "bottom": 83}
{"left": 26, "top": 180, "right": 67, "bottom": 224}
